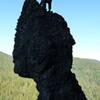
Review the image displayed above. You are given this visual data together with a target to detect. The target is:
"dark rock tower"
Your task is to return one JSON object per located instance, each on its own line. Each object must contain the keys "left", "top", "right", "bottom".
{"left": 13, "top": 0, "right": 87, "bottom": 100}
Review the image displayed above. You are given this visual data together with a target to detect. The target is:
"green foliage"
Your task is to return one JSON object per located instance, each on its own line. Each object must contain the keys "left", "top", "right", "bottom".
{"left": 72, "top": 58, "right": 100, "bottom": 100}
{"left": 0, "top": 52, "right": 100, "bottom": 100}
{"left": 0, "top": 52, "right": 38, "bottom": 100}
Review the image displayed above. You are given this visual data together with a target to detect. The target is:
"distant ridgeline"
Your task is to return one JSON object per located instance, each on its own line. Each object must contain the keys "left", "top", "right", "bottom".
{"left": 13, "top": 0, "right": 87, "bottom": 100}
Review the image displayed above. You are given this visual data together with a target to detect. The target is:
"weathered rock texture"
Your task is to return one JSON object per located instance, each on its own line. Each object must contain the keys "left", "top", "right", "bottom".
{"left": 13, "top": 0, "right": 87, "bottom": 100}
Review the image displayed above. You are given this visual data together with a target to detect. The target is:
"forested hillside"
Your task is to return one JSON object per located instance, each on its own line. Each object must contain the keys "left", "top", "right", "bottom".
{"left": 0, "top": 52, "right": 100, "bottom": 100}
{"left": 72, "top": 58, "right": 100, "bottom": 100}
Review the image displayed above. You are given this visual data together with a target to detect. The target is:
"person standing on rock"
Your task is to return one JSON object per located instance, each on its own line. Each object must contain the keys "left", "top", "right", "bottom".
{"left": 40, "top": 0, "right": 52, "bottom": 11}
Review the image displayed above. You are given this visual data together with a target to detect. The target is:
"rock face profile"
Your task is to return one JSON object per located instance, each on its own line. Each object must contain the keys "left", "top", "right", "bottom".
{"left": 13, "top": 0, "right": 87, "bottom": 100}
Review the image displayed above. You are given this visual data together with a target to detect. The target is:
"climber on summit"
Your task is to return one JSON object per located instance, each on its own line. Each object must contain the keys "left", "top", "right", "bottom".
{"left": 40, "top": 0, "right": 52, "bottom": 11}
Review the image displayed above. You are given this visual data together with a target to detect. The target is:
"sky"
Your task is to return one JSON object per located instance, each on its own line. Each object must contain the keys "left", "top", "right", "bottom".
{"left": 0, "top": 0, "right": 100, "bottom": 61}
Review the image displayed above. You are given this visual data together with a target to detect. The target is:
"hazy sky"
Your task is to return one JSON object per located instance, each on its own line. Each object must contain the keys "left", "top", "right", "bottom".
{"left": 0, "top": 0, "right": 100, "bottom": 60}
